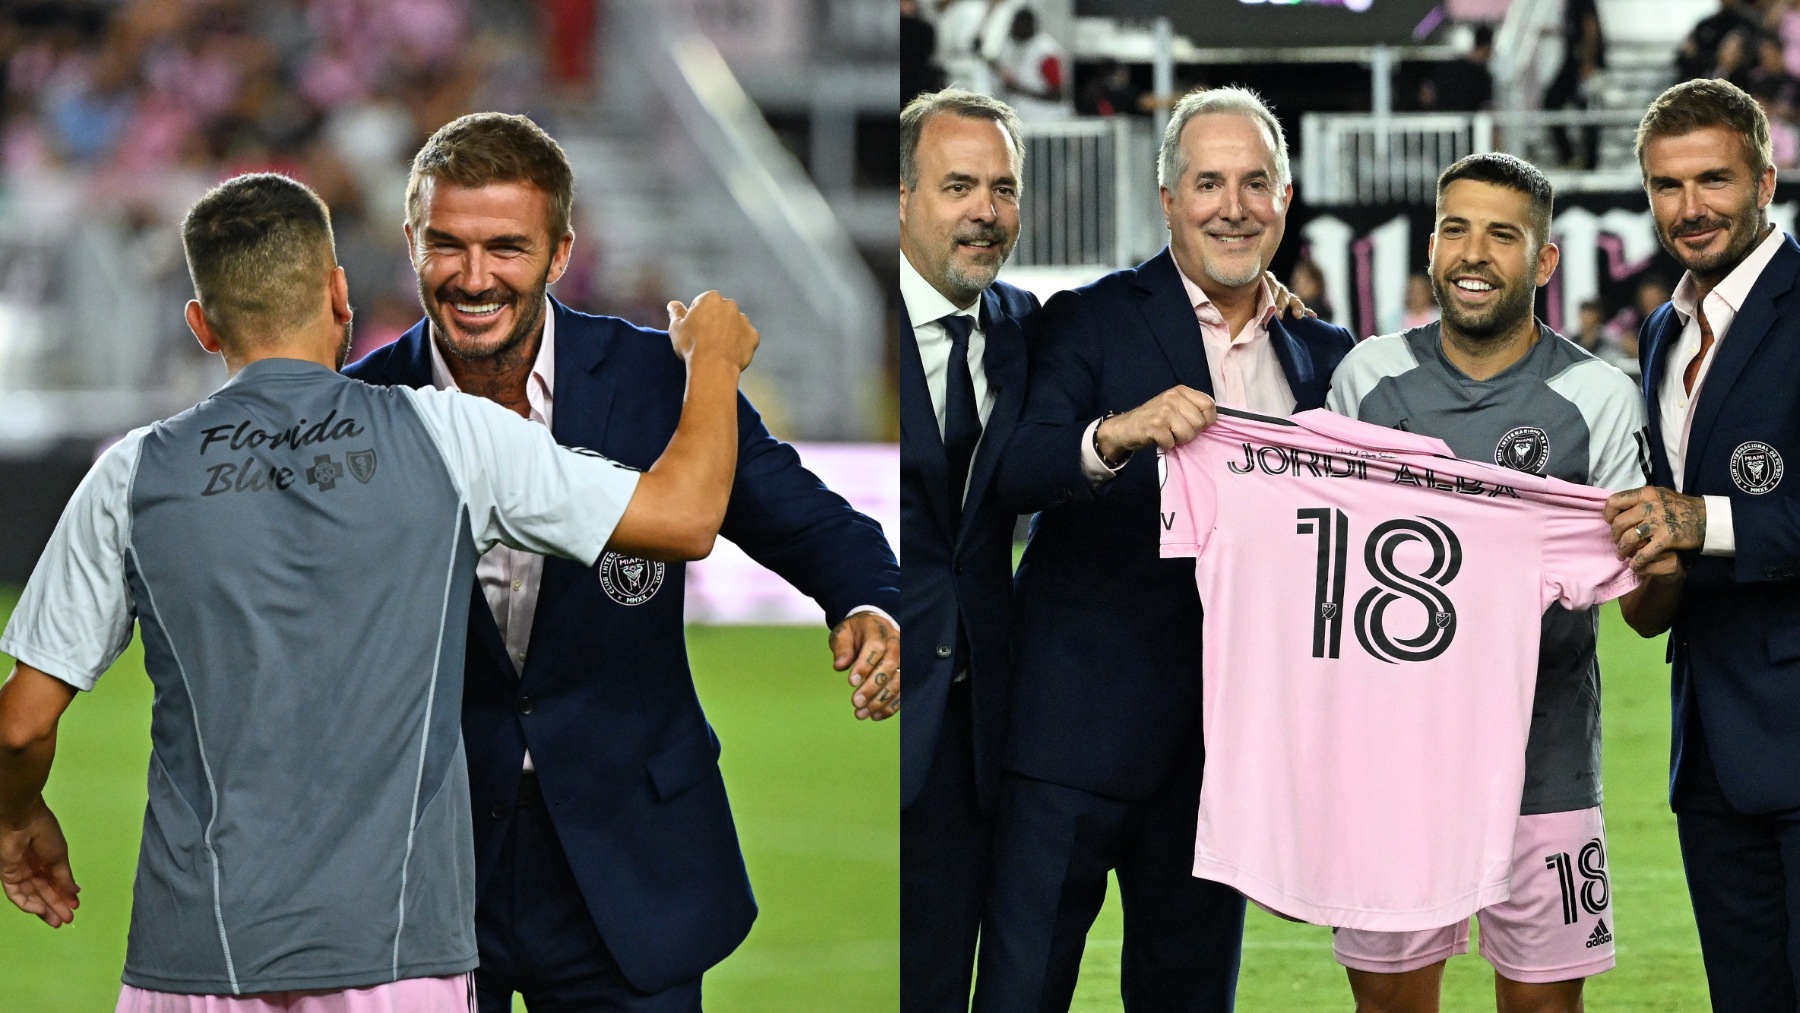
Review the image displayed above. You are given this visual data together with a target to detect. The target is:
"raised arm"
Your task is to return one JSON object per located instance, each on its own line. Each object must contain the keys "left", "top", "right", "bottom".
{"left": 607, "top": 291, "right": 760, "bottom": 561}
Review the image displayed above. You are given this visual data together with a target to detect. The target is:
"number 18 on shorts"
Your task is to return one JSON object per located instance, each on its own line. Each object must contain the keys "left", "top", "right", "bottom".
{"left": 1334, "top": 807, "right": 1616, "bottom": 983}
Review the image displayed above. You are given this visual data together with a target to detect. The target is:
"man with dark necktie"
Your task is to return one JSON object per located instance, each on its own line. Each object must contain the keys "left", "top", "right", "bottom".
{"left": 898, "top": 88, "right": 1038, "bottom": 1012}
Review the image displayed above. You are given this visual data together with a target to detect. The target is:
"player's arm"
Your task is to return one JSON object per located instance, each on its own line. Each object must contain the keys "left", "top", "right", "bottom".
{"left": 608, "top": 292, "right": 760, "bottom": 560}
{"left": 424, "top": 292, "right": 760, "bottom": 565}
{"left": 0, "top": 663, "right": 79, "bottom": 927}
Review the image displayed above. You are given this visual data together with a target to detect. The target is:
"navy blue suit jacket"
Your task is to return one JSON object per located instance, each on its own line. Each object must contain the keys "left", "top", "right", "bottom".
{"left": 1640, "top": 236, "right": 1800, "bottom": 815}
{"left": 899, "top": 279, "right": 1038, "bottom": 811}
{"left": 996, "top": 248, "right": 1354, "bottom": 801}
{"left": 345, "top": 298, "right": 899, "bottom": 991}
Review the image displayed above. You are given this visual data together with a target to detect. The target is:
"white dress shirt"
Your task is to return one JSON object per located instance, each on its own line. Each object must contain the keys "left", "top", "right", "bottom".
{"left": 1081, "top": 266, "right": 1291, "bottom": 483}
{"left": 431, "top": 299, "right": 557, "bottom": 771}
{"left": 1662, "top": 226, "right": 1787, "bottom": 556}
{"left": 902, "top": 252, "right": 995, "bottom": 508}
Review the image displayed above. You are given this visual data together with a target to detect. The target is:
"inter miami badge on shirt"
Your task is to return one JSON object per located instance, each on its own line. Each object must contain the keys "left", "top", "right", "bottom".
{"left": 599, "top": 551, "right": 665, "bottom": 605}
{"left": 1731, "top": 441, "right": 1785, "bottom": 495}
{"left": 1495, "top": 426, "right": 1550, "bottom": 474}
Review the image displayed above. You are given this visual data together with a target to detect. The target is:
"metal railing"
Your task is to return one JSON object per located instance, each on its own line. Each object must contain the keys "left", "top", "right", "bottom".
{"left": 1299, "top": 109, "right": 1655, "bottom": 205}
{"left": 638, "top": 20, "right": 886, "bottom": 440}
{"left": 1013, "top": 117, "right": 1165, "bottom": 270}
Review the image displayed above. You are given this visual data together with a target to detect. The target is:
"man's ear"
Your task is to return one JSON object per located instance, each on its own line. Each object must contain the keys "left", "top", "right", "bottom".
{"left": 186, "top": 300, "right": 222, "bottom": 354}
{"left": 330, "top": 266, "right": 352, "bottom": 326}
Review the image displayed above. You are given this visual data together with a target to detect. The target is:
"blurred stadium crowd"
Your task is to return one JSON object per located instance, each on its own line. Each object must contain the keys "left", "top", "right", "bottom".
{"left": 0, "top": 0, "right": 622, "bottom": 393}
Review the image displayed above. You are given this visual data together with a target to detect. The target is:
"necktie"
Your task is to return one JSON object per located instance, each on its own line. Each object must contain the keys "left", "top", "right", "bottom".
{"left": 939, "top": 313, "right": 981, "bottom": 524}
{"left": 1683, "top": 307, "right": 1715, "bottom": 396}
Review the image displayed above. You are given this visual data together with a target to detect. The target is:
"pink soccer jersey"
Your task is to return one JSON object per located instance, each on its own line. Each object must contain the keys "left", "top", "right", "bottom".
{"left": 1159, "top": 408, "right": 1638, "bottom": 932}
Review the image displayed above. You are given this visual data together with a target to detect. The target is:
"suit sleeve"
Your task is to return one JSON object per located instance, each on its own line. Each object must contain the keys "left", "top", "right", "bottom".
{"left": 718, "top": 392, "right": 900, "bottom": 628}
{"left": 995, "top": 288, "right": 1109, "bottom": 514}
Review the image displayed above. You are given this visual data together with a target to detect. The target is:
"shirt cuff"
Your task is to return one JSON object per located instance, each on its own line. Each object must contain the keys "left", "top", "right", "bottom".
{"left": 1080, "top": 418, "right": 1127, "bottom": 486}
{"left": 845, "top": 605, "right": 898, "bottom": 631}
{"left": 1701, "top": 495, "right": 1735, "bottom": 556}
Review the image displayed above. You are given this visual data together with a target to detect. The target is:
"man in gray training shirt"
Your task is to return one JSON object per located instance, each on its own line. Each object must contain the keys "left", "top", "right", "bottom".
{"left": 1325, "top": 154, "right": 1650, "bottom": 1013}
{"left": 0, "top": 173, "right": 757, "bottom": 1009}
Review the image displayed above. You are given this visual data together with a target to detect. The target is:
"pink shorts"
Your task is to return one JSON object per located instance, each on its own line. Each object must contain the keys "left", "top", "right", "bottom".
{"left": 115, "top": 974, "right": 473, "bottom": 1013}
{"left": 1334, "top": 806, "right": 1615, "bottom": 984}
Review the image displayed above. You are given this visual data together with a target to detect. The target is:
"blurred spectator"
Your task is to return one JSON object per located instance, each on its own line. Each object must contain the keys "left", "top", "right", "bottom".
{"left": 1289, "top": 254, "right": 1335, "bottom": 324}
{"left": 993, "top": 7, "right": 1066, "bottom": 120}
{"left": 902, "top": 0, "right": 944, "bottom": 102}
{"left": 1715, "top": 26, "right": 1760, "bottom": 84}
{"left": 1419, "top": 24, "right": 1495, "bottom": 112}
{"left": 1678, "top": 0, "right": 1763, "bottom": 81}
{"left": 1741, "top": 31, "right": 1800, "bottom": 103}
{"left": 1606, "top": 274, "right": 1671, "bottom": 367}
{"left": 543, "top": 0, "right": 599, "bottom": 97}
{"left": 1760, "top": 93, "right": 1800, "bottom": 166}
{"left": 1081, "top": 58, "right": 1148, "bottom": 117}
{"left": 1544, "top": 0, "right": 1605, "bottom": 169}
{"left": 1403, "top": 272, "right": 1439, "bottom": 329}
{"left": 935, "top": 0, "right": 1019, "bottom": 62}
{"left": 1573, "top": 298, "right": 1607, "bottom": 352}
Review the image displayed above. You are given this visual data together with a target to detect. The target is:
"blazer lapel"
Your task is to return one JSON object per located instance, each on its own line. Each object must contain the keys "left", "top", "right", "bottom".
{"left": 899, "top": 296, "right": 958, "bottom": 541}
{"left": 549, "top": 297, "right": 618, "bottom": 450}
{"left": 1134, "top": 249, "right": 1214, "bottom": 397}
{"left": 1685, "top": 239, "right": 1800, "bottom": 490}
{"left": 959, "top": 288, "right": 1026, "bottom": 534}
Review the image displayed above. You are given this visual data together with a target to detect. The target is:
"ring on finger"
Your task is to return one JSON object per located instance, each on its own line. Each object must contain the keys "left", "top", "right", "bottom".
{"left": 1635, "top": 522, "right": 1651, "bottom": 541}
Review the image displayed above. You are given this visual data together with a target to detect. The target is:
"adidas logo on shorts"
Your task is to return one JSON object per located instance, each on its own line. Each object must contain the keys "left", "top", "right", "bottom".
{"left": 1585, "top": 918, "right": 1612, "bottom": 948}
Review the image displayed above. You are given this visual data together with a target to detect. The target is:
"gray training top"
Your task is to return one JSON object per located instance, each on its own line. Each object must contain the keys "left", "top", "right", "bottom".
{"left": 0, "top": 359, "right": 639, "bottom": 995}
{"left": 1327, "top": 323, "right": 1648, "bottom": 815}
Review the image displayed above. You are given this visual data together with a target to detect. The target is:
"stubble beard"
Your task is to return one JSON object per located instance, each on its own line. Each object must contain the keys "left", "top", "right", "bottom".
{"left": 1430, "top": 269, "right": 1536, "bottom": 342}
{"left": 1663, "top": 191, "right": 1767, "bottom": 284}
{"left": 422, "top": 272, "right": 550, "bottom": 372}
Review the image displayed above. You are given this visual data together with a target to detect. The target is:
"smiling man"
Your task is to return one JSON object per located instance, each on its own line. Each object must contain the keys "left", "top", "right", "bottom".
{"left": 1604, "top": 79, "right": 1800, "bottom": 1011}
{"left": 898, "top": 89, "right": 1039, "bottom": 1013}
{"left": 1326, "top": 152, "right": 1648, "bottom": 1013}
{"left": 977, "top": 86, "right": 1353, "bottom": 1012}
{"left": 344, "top": 112, "right": 901, "bottom": 1012}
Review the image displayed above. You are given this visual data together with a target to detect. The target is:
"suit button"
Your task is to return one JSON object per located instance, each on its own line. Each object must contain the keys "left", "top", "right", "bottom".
{"left": 954, "top": 563, "right": 964, "bottom": 574}
{"left": 518, "top": 696, "right": 534, "bottom": 715}
{"left": 935, "top": 643, "right": 953, "bottom": 658}
{"left": 490, "top": 805, "right": 505, "bottom": 820}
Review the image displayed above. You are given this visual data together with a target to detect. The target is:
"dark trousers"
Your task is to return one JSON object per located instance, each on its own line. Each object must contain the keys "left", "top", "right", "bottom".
{"left": 902, "top": 679, "right": 991, "bottom": 1013}
{"left": 1675, "top": 720, "right": 1800, "bottom": 1013}
{"left": 476, "top": 772, "right": 703, "bottom": 1013}
{"left": 972, "top": 738, "right": 1246, "bottom": 1013}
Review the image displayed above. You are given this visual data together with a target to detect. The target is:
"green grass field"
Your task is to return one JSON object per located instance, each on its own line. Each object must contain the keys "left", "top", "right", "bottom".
{"left": 0, "top": 589, "right": 898, "bottom": 1012}
{"left": 1070, "top": 605, "right": 1710, "bottom": 1011}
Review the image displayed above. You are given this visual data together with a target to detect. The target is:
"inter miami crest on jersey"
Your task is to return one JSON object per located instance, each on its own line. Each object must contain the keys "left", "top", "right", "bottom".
{"left": 1495, "top": 426, "right": 1550, "bottom": 474}
{"left": 1731, "top": 440, "right": 1785, "bottom": 495}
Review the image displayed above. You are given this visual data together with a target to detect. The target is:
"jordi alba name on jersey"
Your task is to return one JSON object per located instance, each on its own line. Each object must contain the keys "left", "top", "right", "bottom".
{"left": 1159, "top": 408, "right": 1637, "bottom": 932}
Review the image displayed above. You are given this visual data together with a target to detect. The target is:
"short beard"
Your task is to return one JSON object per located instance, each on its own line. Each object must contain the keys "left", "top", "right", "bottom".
{"left": 1430, "top": 270, "right": 1536, "bottom": 341}
{"left": 422, "top": 272, "right": 550, "bottom": 370}
{"left": 1203, "top": 258, "right": 1264, "bottom": 290}
{"left": 1662, "top": 194, "right": 1767, "bottom": 283}
{"left": 334, "top": 314, "right": 355, "bottom": 370}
